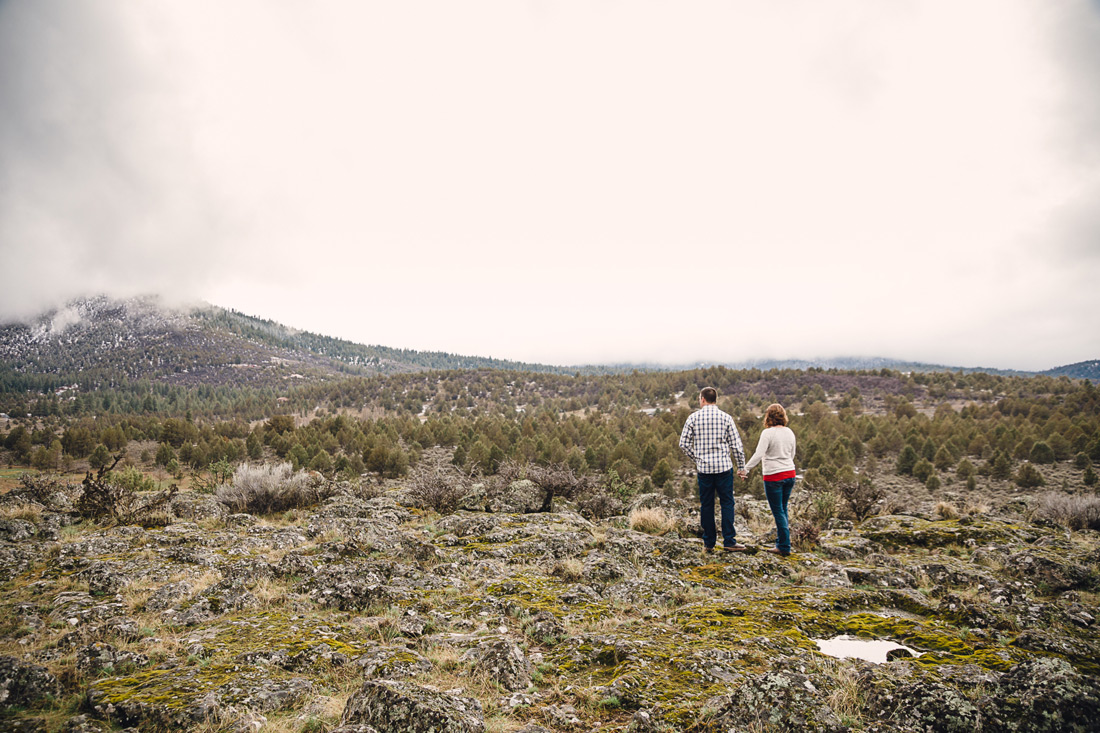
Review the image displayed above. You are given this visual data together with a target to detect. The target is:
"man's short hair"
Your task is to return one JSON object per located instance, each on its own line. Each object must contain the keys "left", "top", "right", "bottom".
{"left": 700, "top": 387, "right": 718, "bottom": 404}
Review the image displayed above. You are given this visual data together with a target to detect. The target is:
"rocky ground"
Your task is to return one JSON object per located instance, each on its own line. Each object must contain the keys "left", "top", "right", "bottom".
{"left": 1, "top": 474, "right": 1098, "bottom": 732}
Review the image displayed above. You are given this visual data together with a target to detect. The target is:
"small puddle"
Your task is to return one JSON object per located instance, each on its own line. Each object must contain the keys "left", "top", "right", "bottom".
{"left": 813, "top": 635, "right": 922, "bottom": 664}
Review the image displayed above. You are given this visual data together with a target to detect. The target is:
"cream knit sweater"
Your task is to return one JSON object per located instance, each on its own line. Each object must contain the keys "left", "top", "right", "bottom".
{"left": 744, "top": 426, "right": 797, "bottom": 477}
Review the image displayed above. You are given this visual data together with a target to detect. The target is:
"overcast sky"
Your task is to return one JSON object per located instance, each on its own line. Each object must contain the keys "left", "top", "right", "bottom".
{"left": 1, "top": 1, "right": 1099, "bottom": 371}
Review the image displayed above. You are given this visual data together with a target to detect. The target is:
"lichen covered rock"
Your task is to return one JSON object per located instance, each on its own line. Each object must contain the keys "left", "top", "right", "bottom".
{"left": 986, "top": 656, "right": 1100, "bottom": 731}
{"left": 0, "top": 656, "right": 61, "bottom": 708}
{"left": 356, "top": 647, "right": 433, "bottom": 680}
{"left": 704, "top": 669, "right": 845, "bottom": 732}
{"left": 459, "top": 639, "right": 532, "bottom": 691}
{"left": 341, "top": 680, "right": 485, "bottom": 733}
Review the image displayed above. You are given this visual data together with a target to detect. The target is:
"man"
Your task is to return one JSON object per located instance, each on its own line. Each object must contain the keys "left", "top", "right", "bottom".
{"left": 679, "top": 387, "right": 748, "bottom": 553}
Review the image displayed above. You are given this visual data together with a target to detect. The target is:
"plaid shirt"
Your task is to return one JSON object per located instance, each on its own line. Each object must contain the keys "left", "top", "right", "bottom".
{"left": 679, "top": 404, "right": 746, "bottom": 474}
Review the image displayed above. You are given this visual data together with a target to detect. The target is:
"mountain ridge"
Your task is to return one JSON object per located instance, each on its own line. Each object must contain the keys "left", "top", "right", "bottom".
{"left": 1, "top": 295, "right": 1096, "bottom": 385}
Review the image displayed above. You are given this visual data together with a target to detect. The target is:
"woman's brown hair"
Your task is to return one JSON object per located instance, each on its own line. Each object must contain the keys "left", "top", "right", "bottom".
{"left": 764, "top": 403, "right": 788, "bottom": 428}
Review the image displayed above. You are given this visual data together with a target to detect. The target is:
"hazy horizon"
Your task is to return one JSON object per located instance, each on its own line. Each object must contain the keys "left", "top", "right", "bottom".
{"left": 5, "top": 291, "right": 1091, "bottom": 374}
{"left": 2, "top": 2, "right": 1099, "bottom": 371}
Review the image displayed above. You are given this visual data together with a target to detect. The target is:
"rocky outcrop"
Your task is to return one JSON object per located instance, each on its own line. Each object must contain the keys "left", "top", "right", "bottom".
{"left": 459, "top": 639, "right": 532, "bottom": 691}
{"left": 341, "top": 680, "right": 485, "bottom": 733}
{"left": 0, "top": 656, "right": 61, "bottom": 708}
{"left": 703, "top": 669, "right": 845, "bottom": 732}
{"left": 356, "top": 647, "right": 433, "bottom": 680}
{"left": 1, "top": 477, "right": 1098, "bottom": 732}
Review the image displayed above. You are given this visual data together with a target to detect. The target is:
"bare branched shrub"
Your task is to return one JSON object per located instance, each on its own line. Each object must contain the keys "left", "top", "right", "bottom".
{"left": 628, "top": 507, "right": 676, "bottom": 536}
{"left": 837, "top": 477, "right": 884, "bottom": 521}
{"left": 791, "top": 521, "right": 821, "bottom": 551}
{"left": 499, "top": 460, "right": 605, "bottom": 517}
{"left": 1034, "top": 493, "right": 1100, "bottom": 531}
{"left": 524, "top": 462, "right": 595, "bottom": 501}
{"left": 494, "top": 460, "right": 597, "bottom": 512}
{"left": 12, "top": 473, "right": 80, "bottom": 511}
{"left": 808, "top": 490, "right": 839, "bottom": 525}
{"left": 576, "top": 492, "right": 624, "bottom": 521}
{"left": 406, "top": 463, "right": 472, "bottom": 515}
{"left": 215, "top": 462, "right": 327, "bottom": 515}
{"left": 76, "top": 459, "right": 176, "bottom": 527}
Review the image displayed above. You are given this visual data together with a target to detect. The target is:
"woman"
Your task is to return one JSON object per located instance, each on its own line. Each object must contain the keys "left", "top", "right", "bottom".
{"left": 739, "top": 403, "right": 797, "bottom": 556}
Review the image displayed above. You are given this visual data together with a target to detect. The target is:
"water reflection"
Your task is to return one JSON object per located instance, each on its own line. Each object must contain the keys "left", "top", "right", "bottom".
{"left": 814, "top": 635, "right": 922, "bottom": 664}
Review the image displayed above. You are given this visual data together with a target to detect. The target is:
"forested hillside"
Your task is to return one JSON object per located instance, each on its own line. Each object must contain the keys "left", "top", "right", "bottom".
{"left": 4, "top": 359, "right": 1098, "bottom": 511}
{"left": 3, "top": 294, "right": 1099, "bottom": 507}
{"left": 0, "top": 295, "right": 579, "bottom": 409}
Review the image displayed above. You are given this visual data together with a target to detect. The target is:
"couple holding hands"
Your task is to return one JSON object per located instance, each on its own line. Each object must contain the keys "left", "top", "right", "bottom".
{"left": 678, "top": 387, "right": 797, "bottom": 556}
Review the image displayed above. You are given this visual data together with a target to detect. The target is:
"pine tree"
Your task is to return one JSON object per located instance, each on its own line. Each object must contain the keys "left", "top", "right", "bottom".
{"left": 651, "top": 459, "right": 673, "bottom": 488}
{"left": 88, "top": 444, "right": 112, "bottom": 470}
{"left": 896, "top": 445, "right": 918, "bottom": 476}
{"left": 1029, "top": 442, "right": 1055, "bottom": 465}
{"left": 921, "top": 438, "right": 937, "bottom": 462}
{"left": 933, "top": 445, "right": 953, "bottom": 471}
{"left": 913, "top": 459, "right": 935, "bottom": 483}
{"left": 1015, "top": 463, "right": 1044, "bottom": 488}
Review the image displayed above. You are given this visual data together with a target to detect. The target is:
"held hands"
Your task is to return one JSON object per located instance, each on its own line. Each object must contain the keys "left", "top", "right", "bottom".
{"left": 737, "top": 469, "right": 748, "bottom": 481}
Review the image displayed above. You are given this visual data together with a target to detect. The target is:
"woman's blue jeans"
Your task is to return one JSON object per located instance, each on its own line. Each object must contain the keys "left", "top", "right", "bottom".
{"left": 764, "top": 477, "right": 795, "bottom": 554}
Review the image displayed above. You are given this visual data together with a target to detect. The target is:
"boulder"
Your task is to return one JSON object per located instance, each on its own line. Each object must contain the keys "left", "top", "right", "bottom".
{"left": 985, "top": 656, "right": 1100, "bottom": 731}
{"left": 0, "top": 656, "right": 61, "bottom": 708}
{"left": 843, "top": 566, "right": 918, "bottom": 589}
{"left": 1004, "top": 549, "right": 1093, "bottom": 593}
{"left": 307, "top": 566, "right": 409, "bottom": 611}
{"left": 489, "top": 479, "right": 547, "bottom": 514}
{"left": 170, "top": 494, "right": 228, "bottom": 522}
{"left": 459, "top": 639, "right": 532, "bottom": 691}
{"left": 79, "top": 562, "right": 131, "bottom": 596}
{"left": 144, "top": 581, "right": 195, "bottom": 612}
{"left": 341, "top": 680, "right": 484, "bottom": 733}
{"left": 76, "top": 642, "right": 148, "bottom": 674}
{"left": 706, "top": 669, "right": 845, "bottom": 732}
{"left": 0, "top": 520, "right": 37, "bottom": 542}
{"left": 355, "top": 647, "right": 433, "bottom": 680}
{"left": 868, "top": 677, "right": 982, "bottom": 732}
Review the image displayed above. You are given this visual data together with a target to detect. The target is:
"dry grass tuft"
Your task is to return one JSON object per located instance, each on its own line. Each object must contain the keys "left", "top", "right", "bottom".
{"left": 251, "top": 577, "right": 291, "bottom": 606}
{"left": 190, "top": 569, "right": 224, "bottom": 595}
{"left": 551, "top": 558, "right": 585, "bottom": 582}
{"left": 962, "top": 499, "right": 991, "bottom": 516}
{"left": 628, "top": 507, "right": 676, "bottom": 536}
{"left": 935, "top": 501, "right": 960, "bottom": 520}
{"left": 823, "top": 663, "right": 864, "bottom": 725}
{"left": 0, "top": 503, "right": 43, "bottom": 523}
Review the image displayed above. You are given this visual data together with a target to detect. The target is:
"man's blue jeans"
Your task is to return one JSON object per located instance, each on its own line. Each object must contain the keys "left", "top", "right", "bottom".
{"left": 765, "top": 477, "right": 795, "bottom": 554}
{"left": 697, "top": 469, "right": 736, "bottom": 549}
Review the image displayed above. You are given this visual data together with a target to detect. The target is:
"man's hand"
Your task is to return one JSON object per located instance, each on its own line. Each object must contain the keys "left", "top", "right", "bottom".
{"left": 737, "top": 469, "right": 748, "bottom": 481}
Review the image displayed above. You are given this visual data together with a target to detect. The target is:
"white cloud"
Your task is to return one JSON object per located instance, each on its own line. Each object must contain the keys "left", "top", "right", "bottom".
{"left": 1, "top": 1, "right": 1098, "bottom": 370}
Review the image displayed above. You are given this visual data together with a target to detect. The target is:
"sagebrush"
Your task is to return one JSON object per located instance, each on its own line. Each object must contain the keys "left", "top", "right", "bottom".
{"left": 215, "top": 463, "right": 329, "bottom": 514}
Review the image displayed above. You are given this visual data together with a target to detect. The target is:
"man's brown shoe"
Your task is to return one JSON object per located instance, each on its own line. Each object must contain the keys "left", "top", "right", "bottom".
{"left": 722, "top": 544, "right": 750, "bottom": 552}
